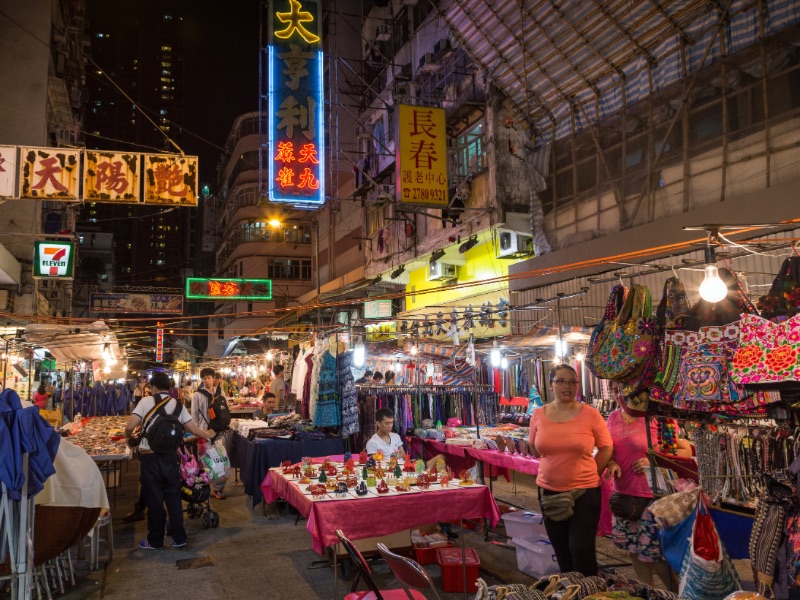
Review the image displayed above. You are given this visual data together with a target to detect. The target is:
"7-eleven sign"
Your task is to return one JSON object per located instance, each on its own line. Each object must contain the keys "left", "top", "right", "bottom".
{"left": 33, "top": 241, "right": 75, "bottom": 279}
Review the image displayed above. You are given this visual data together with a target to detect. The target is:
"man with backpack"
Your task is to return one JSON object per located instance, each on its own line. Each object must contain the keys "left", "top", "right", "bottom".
{"left": 191, "top": 367, "right": 231, "bottom": 499}
{"left": 125, "top": 372, "right": 214, "bottom": 550}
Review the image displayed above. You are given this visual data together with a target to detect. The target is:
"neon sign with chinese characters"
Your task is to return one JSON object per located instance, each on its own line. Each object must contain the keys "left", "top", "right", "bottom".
{"left": 268, "top": 0, "right": 324, "bottom": 205}
{"left": 155, "top": 323, "right": 164, "bottom": 363}
{"left": 185, "top": 278, "right": 273, "bottom": 301}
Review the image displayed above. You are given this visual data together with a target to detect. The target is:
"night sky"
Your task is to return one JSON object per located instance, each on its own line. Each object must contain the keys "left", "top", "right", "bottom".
{"left": 88, "top": 0, "right": 261, "bottom": 185}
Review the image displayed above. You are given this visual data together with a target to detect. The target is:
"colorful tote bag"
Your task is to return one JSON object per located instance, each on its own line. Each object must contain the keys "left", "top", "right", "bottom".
{"left": 592, "top": 284, "right": 656, "bottom": 382}
{"left": 731, "top": 313, "right": 800, "bottom": 385}
{"left": 586, "top": 285, "right": 627, "bottom": 378}
{"left": 757, "top": 256, "right": 800, "bottom": 319}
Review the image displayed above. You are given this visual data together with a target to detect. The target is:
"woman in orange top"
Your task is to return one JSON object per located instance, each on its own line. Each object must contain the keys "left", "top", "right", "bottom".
{"left": 529, "top": 364, "right": 613, "bottom": 576}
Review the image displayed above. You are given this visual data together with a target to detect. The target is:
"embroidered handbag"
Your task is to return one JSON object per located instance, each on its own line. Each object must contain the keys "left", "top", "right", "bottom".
{"left": 731, "top": 313, "right": 800, "bottom": 385}
{"left": 757, "top": 256, "right": 800, "bottom": 319}
{"left": 648, "top": 487, "right": 700, "bottom": 529}
{"left": 592, "top": 284, "right": 656, "bottom": 382}
{"left": 586, "top": 285, "right": 627, "bottom": 378}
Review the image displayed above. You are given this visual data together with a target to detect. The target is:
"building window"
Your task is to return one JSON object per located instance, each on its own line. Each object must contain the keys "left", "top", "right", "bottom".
{"left": 453, "top": 120, "right": 486, "bottom": 177}
{"left": 285, "top": 224, "right": 312, "bottom": 244}
{"left": 367, "top": 204, "right": 388, "bottom": 235}
{"left": 267, "top": 259, "right": 312, "bottom": 280}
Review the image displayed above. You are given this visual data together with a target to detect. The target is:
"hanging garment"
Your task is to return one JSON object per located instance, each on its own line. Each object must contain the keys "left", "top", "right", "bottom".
{"left": 301, "top": 352, "right": 314, "bottom": 419}
{"left": 313, "top": 350, "right": 341, "bottom": 427}
{"left": 309, "top": 339, "right": 327, "bottom": 420}
{"left": 339, "top": 351, "right": 358, "bottom": 436}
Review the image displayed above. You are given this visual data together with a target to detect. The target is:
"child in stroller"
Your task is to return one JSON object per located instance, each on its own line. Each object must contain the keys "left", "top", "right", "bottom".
{"left": 179, "top": 443, "right": 219, "bottom": 529}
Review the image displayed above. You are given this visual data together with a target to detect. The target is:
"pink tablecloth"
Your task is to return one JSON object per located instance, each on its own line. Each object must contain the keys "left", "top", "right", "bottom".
{"left": 262, "top": 469, "right": 501, "bottom": 554}
{"left": 464, "top": 447, "right": 540, "bottom": 475}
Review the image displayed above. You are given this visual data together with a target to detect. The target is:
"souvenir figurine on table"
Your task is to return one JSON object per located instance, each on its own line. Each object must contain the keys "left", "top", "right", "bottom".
{"left": 366, "top": 474, "right": 376, "bottom": 487}
{"left": 416, "top": 473, "right": 430, "bottom": 489}
{"left": 281, "top": 460, "right": 292, "bottom": 469}
{"left": 310, "top": 484, "right": 326, "bottom": 498}
{"left": 299, "top": 475, "right": 311, "bottom": 484}
{"left": 344, "top": 458, "right": 355, "bottom": 473}
{"left": 322, "top": 457, "right": 332, "bottom": 468}
{"left": 458, "top": 469, "right": 474, "bottom": 486}
{"left": 325, "top": 480, "right": 337, "bottom": 491}
{"left": 318, "top": 470, "right": 327, "bottom": 484}
{"left": 403, "top": 460, "right": 416, "bottom": 473}
{"left": 343, "top": 451, "right": 352, "bottom": 463}
{"left": 395, "top": 484, "right": 410, "bottom": 492}
{"left": 376, "top": 479, "right": 389, "bottom": 494}
{"left": 366, "top": 457, "right": 376, "bottom": 469}
{"left": 346, "top": 474, "right": 358, "bottom": 488}
{"left": 386, "top": 476, "right": 399, "bottom": 487}
{"left": 289, "top": 465, "right": 302, "bottom": 478}
{"left": 335, "top": 482, "right": 348, "bottom": 498}
{"left": 325, "top": 464, "right": 338, "bottom": 476}
{"left": 394, "top": 464, "right": 403, "bottom": 478}
{"left": 403, "top": 475, "right": 416, "bottom": 488}
{"left": 303, "top": 465, "right": 316, "bottom": 478}
{"left": 374, "top": 465, "right": 385, "bottom": 479}
{"left": 414, "top": 459, "right": 425, "bottom": 474}
{"left": 373, "top": 450, "right": 384, "bottom": 461}
{"left": 388, "top": 456, "right": 398, "bottom": 469}
{"left": 439, "top": 472, "right": 450, "bottom": 487}
{"left": 355, "top": 481, "right": 368, "bottom": 496}
{"left": 361, "top": 466, "right": 368, "bottom": 480}
{"left": 302, "top": 456, "right": 312, "bottom": 468}
{"left": 359, "top": 450, "right": 368, "bottom": 464}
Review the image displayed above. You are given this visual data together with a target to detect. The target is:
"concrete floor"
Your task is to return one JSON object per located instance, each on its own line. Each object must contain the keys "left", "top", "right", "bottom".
{"left": 54, "top": 462, "right": 752, "bottom": 599}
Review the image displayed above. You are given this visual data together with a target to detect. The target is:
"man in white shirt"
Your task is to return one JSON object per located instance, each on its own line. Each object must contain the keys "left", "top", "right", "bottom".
{"left": 269, "top": 365, "right": 286, "bottom": 412}
{"left": 125, "top": 372, "right": 213, "bottom": 550}
{"left": 365, "top": 408, "right": 406, "bottom": 458}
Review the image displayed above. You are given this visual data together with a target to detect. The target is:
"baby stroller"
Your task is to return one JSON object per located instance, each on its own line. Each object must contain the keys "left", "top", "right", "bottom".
{"left": 179, "top": 443, "right": 219, "bottom": 529}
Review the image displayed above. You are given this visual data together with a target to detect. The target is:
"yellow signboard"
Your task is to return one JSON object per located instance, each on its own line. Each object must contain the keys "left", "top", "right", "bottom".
{"left": 84, "top": 151, "right": 141, "bottom": 203}
{"left": 19, "top": 147, "right": 81, "bottom": 199}
{"left": 396, "top": 104, "right": 448, "bottom": 206}
{"left": 144, "top": 154, "right": 198, "bottom": 206}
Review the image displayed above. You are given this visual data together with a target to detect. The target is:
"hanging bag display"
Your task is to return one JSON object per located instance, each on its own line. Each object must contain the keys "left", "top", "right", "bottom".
{"left": 650, "top": 276, "right": 693, "bottom": 406}
{"left": 586, "top": 284, "right": 627, "bottom": 378}
{"left": 756, "top": 256, "right": 800, "bottom": 319}
{"left": 591, "top": 284, "right": 656, "bottom": 382}
{"left": 731, "top": 313, "right": 800, "bottom": 386}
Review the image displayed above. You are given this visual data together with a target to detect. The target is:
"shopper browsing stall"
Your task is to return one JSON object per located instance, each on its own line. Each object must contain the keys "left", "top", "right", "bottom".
{"left": 124, "top": 372, "right": 214, "bottom": 550}
{"left": 269, "top": 364, "right": 286, "bottom": 411}
{"left": 191, "top": 367, "right": 231, "bottom": 499}
{"left": 605, "top": 383, "right": 691, "bottom": 588}
{"left": 365, "top": 407, "right": 406, "bottom": 459}
{"left": 528, "top": 363, "right": 613, "bottom": 576}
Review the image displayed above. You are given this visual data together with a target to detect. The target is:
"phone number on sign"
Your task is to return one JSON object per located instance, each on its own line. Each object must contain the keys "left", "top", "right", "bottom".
{"left": 401, "top": 186, "right": 447, "bottom": 203}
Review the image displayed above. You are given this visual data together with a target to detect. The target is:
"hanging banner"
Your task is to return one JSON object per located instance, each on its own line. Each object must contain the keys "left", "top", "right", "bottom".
{"left": 19, "top": 147, "right": 81, "bottom": 200}
{"left": 84, "top": 151, "right": 141, "bottom": 203}
{"left": 268, "top": 0, "right": 325, "bottom": 206}
{"left": 33, "top": 241, "right": 75, "bottom": 279}
{"left": 396, "top": 105, "right": 448, "bottom": 206}
{"left": 186, "top": 277, "right": 273, "bottom": 301}
{"left": 89, "top": 293, "right": 184, "bottom": 314}
{"left": 144, "top": 154, "right": 198, "bottom": 206}
{"left": 0, "top": 145, "right": 16, "bottom": 198}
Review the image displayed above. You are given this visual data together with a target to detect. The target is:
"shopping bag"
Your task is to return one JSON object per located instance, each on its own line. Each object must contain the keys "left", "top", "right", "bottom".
{"left": 693, "top": 499, "right": 720, "bottom": 561}
{"left": 649, "top": 487, "right": 700, "bottom": 529}
{"left": 659, "top": 504, "right": 696, "bottom": 573}
{"left": 200, "top": 439, "right": 230, "bottom": 481}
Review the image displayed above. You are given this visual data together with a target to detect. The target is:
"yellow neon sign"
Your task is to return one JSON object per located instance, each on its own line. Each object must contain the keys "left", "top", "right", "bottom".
{"left": 275, "top": 0, "right": 320, "bottom": 44}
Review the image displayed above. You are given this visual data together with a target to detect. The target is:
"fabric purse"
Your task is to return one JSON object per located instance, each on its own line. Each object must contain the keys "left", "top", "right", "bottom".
{"left": 540, "top": 488, "right": 586, "bottom": 522}
{"left": 609, "top": 492, "right": 650, "bottom": 522}
{"left": 586, "top": 285, "right": 627, "bottom": 378}
{"left": 757, "top": 256, "right": 800, "bottom": 319}
{"left": 731, "top": 313, "right": 800, "bottom": 386}
{"left": 648, "top": 487, "right": 700, "bottom": 529}
{"left": 592, "top": 284, "right": 656, "bottom": 382}
{"left": 678, "top": 496, "right": 742, "bottom": 600}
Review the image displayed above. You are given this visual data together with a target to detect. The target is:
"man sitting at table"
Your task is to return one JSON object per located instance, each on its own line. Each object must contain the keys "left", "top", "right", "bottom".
{"left": 366, "top": 408, "right": 406, "bottom": 459}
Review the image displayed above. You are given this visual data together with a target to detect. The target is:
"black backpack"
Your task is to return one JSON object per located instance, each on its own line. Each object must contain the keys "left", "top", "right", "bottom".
{"left": 198, "top": 388, "right": 231, "bottom": 432}
{"left": 142, "top": 393, "right": 184, "bottom": 454}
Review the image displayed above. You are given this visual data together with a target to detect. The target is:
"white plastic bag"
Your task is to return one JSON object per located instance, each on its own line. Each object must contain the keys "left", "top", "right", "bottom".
{"left": 200, "top": 439, "right": 230, "bottom": 481}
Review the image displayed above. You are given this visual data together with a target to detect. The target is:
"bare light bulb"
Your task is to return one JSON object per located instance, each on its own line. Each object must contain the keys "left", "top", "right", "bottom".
{"left": 490, "top": 347, "right": 501, "bottom": 368}
{"left": 353, "top": 343, "right": 365, "bottom": 367}
{"left": 500, "top": 356, "right": 509, "bottom": 370}
{"left": 410, "top": 345, "right": 418, "bottom": 356}
{"left": 266, "top": 351, "right": 273, "bottom": 361}
{"left": 699, "top": 265, "right": 728, "bottom": 303}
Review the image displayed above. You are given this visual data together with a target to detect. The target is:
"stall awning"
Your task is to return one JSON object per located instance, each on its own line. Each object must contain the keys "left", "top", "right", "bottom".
{"left": 221, "top": 338, "right": 269, "bottom": 358}
{"left": 24, "top": 321, "right": 123, "bottom": 363}
{"left": 501, "top": 326, "right": 593, "bottom": 352}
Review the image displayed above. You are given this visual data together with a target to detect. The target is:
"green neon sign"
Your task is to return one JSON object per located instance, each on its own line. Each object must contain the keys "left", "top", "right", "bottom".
{"left": 185, "top": 278, "right": 273, "bottom": 301}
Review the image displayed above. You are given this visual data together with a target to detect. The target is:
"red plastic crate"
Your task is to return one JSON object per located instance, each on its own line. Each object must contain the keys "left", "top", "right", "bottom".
{"left": 436, "top": 547, "right": 480, "bottom": 593}
{"left": 414, "top": 542, "right": 453, "bottom": 565}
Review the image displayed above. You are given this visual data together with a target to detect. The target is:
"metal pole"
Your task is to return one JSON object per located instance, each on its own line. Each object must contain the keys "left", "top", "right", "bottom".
{"left": 28, "top": 348, "right": 33, "bottom": 404}
{"left": 314, "top": 221, "right": 321, "bottom": 328}
{"left": 556, "top": 297, "right": 564, "bottom": 363}
{"left": 2, "top": 339, "right": 8, "bottom": 390}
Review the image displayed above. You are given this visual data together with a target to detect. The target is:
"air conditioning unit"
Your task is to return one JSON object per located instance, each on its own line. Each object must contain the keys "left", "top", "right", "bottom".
{"left": 369, "top": 184, "right": 395, "bottom": 203}
{"left": 394, "top": 83, "right": 412, "bottom": 98}
{"left": 418, "top": 53, "right": 439, "bottom": 73}
{"left": 433, "top": 38, "right": 452, "bottom": 57}
{"left": 496, "top": 229, "right": 534, "bottom": 259}
{"left": 376, "top": 25, "right": 391, "bottom": 42}
{"left": 428, "top": 261, "right": 457, "bottom": 282}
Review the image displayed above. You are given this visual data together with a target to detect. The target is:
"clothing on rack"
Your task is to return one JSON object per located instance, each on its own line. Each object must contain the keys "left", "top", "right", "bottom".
{"left": 339, "top": 351, "right": 358, "bottom": 436}
{"left": 313, "top": 348, "right": 340, "bottom": 427}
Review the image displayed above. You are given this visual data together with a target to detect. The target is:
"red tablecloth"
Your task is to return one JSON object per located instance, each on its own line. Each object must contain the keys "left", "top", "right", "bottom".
{"left": 262, "top": 469, "right": 501, "bottom": 554}
{"left": 464, "top": 447, "right": 540, "bottom": 475}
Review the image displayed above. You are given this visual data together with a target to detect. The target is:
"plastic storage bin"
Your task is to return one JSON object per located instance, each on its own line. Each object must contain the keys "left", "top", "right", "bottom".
{"left": 500, "top": 510, "right": 546, "bottom": 539}
{"left": 436, "top": 547, "right": 480, "bottom": 593}
{"left": 510, "top": 535, "right": 559, "bottom": 579}
{"left": 414, "top": 542, "right": 452, "bottom": 565}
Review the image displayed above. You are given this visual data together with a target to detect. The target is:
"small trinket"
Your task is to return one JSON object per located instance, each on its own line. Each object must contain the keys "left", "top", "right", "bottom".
{"left": 355, "top": 481, "right": 368, "bottom": 496}
{"left": 376, "top": 479, "right": 389, "bottom": 494}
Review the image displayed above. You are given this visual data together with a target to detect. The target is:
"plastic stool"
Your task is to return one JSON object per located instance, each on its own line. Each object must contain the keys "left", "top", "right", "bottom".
{"left": 88, "top": 511, "right": 114, "bottom": 570}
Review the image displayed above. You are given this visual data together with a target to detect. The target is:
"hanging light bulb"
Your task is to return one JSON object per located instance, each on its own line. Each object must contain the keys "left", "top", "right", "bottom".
{"left": 699, "top": 265, "right": 728, "bottom": 303}
{"left": 500, "top": 356, "right": 509, "bottom": 370}
{"left": 123, "top": 364, "right": 128, "bottom": 371}
{"left": 266, "top": 350, "right": 273, "bottom": 361}
{"left": 410, "top": 344, "right": 418, "bottom": 356}
{"left": 103, "top": 365, "right": 110, "bottom": 374}
{"left": 393, "top": 362, "right": 401, "bottom": 372}
{"left": 353, "top": 342, "right": 365, "bottom": 367}
{"left": 490, "top": 342, "right": 501, "bottom": 368}
{"left": 554, "top": 339, "right": 567, "bottom": 359}
{"left": 575, "top": 352, "right": 584, "bottom": 362}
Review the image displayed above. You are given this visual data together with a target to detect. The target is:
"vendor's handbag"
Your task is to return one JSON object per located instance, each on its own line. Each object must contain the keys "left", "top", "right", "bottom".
{"left": 678, "top": 497, "right": 742, "bottom": 600}
{"left": 757, "top": 256, "right": 800, "bottom": 319}
{"left": 731, "top": 313, "right": 800, "bottom": 386}
{"left": 608, "top": 492, "right": 650, "bottom": 522}
{"left": 200, "top": 438, "right": 230, "bottom": 481}
{"left": 540, "top": 488, "right": 586, "bottom": 522}
{"left": 648, "top": 487, "right": 701, "bottom": 529}
{"left": 586, "top": 285, "right": 627, "bottom": 378}
{"left": 591, "top": 284, "right": 656, "bottom": 382}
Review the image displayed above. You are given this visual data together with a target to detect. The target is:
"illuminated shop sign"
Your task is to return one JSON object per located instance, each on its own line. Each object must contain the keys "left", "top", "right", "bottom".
{"left": 185, "top": 278, "right": 273, "bottom": 301}
{"left": 396, "top": 105, "right": 448, "bottom": 206}
{"left": 156, "top": 324, "right": 164, "bottom": 363}
{"left": 268, "top": 0, "right": 324, "bottom": 205}
{"left": 33, "top": 241, "right": 75, "bottom": 279}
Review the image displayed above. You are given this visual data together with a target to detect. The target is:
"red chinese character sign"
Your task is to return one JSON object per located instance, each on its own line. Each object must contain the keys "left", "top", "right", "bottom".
{"left": 156, "top": 324, "right": 164, "bottom": 363}
{"left": 19, "top": 147, "right": 80, "bottom": 199}
{"left": 144, "top": 154, "right": 198, "bottom": 206}
{"left": 186, "top": 278, "right": 273, "bottom": 301}
{"left": 396, "top": 105, "right": 448, "bottom": 206}
{"left": 0, "top": 145, "right": 15, "bottom": 198}
{"left": 84, "top": 151, "right": 141, "bottom": 203}
{"left": 268, "top": 0, "right": 324, "bottom": 206}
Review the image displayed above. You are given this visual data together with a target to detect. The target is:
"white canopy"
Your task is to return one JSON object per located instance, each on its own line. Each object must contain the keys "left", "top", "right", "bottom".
{"left": 24, "top": 321, "right": 124, "bottom": 364}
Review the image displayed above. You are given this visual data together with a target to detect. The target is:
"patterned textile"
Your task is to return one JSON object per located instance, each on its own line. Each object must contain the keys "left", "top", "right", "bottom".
{"left": 301, "top": 353, "right": 314, "bottom": 419}
{"left": 610, "top": 506, "right": 664, "bottom": 562}
{"left": 362, "top": 394, "right": 376, "bottom": 445}
{"left": 339, "top": 351, "right": 358, "bottom": 436}
{"left": 313, "top": 350, "right": 340, "bottom": 427}
{"left": 731, "top": 313, "right": 800, "bottom": 385}
{"left": 309, "top": 340, "right": 325, "bottom": 420}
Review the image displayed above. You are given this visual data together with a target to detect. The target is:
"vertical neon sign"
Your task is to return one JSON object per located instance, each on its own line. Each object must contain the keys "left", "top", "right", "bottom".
{"left": 156, "top": 323, "right": 164, "bottom": 363}
{"left": 269, "top": 0, "right": 324, "bottom": 205}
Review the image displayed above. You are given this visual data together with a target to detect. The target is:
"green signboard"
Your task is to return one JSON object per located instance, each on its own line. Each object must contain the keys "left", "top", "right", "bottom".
{"left": 33, "top": 241, "right": 75, "bottom": 279}
{"left": 185, "top": 278, "right": 273, "bottom": 301}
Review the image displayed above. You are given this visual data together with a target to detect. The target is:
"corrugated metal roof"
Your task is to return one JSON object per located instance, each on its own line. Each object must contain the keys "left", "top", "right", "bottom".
{"left": 440, "top": 0, "right": 800, "bottom": 143}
